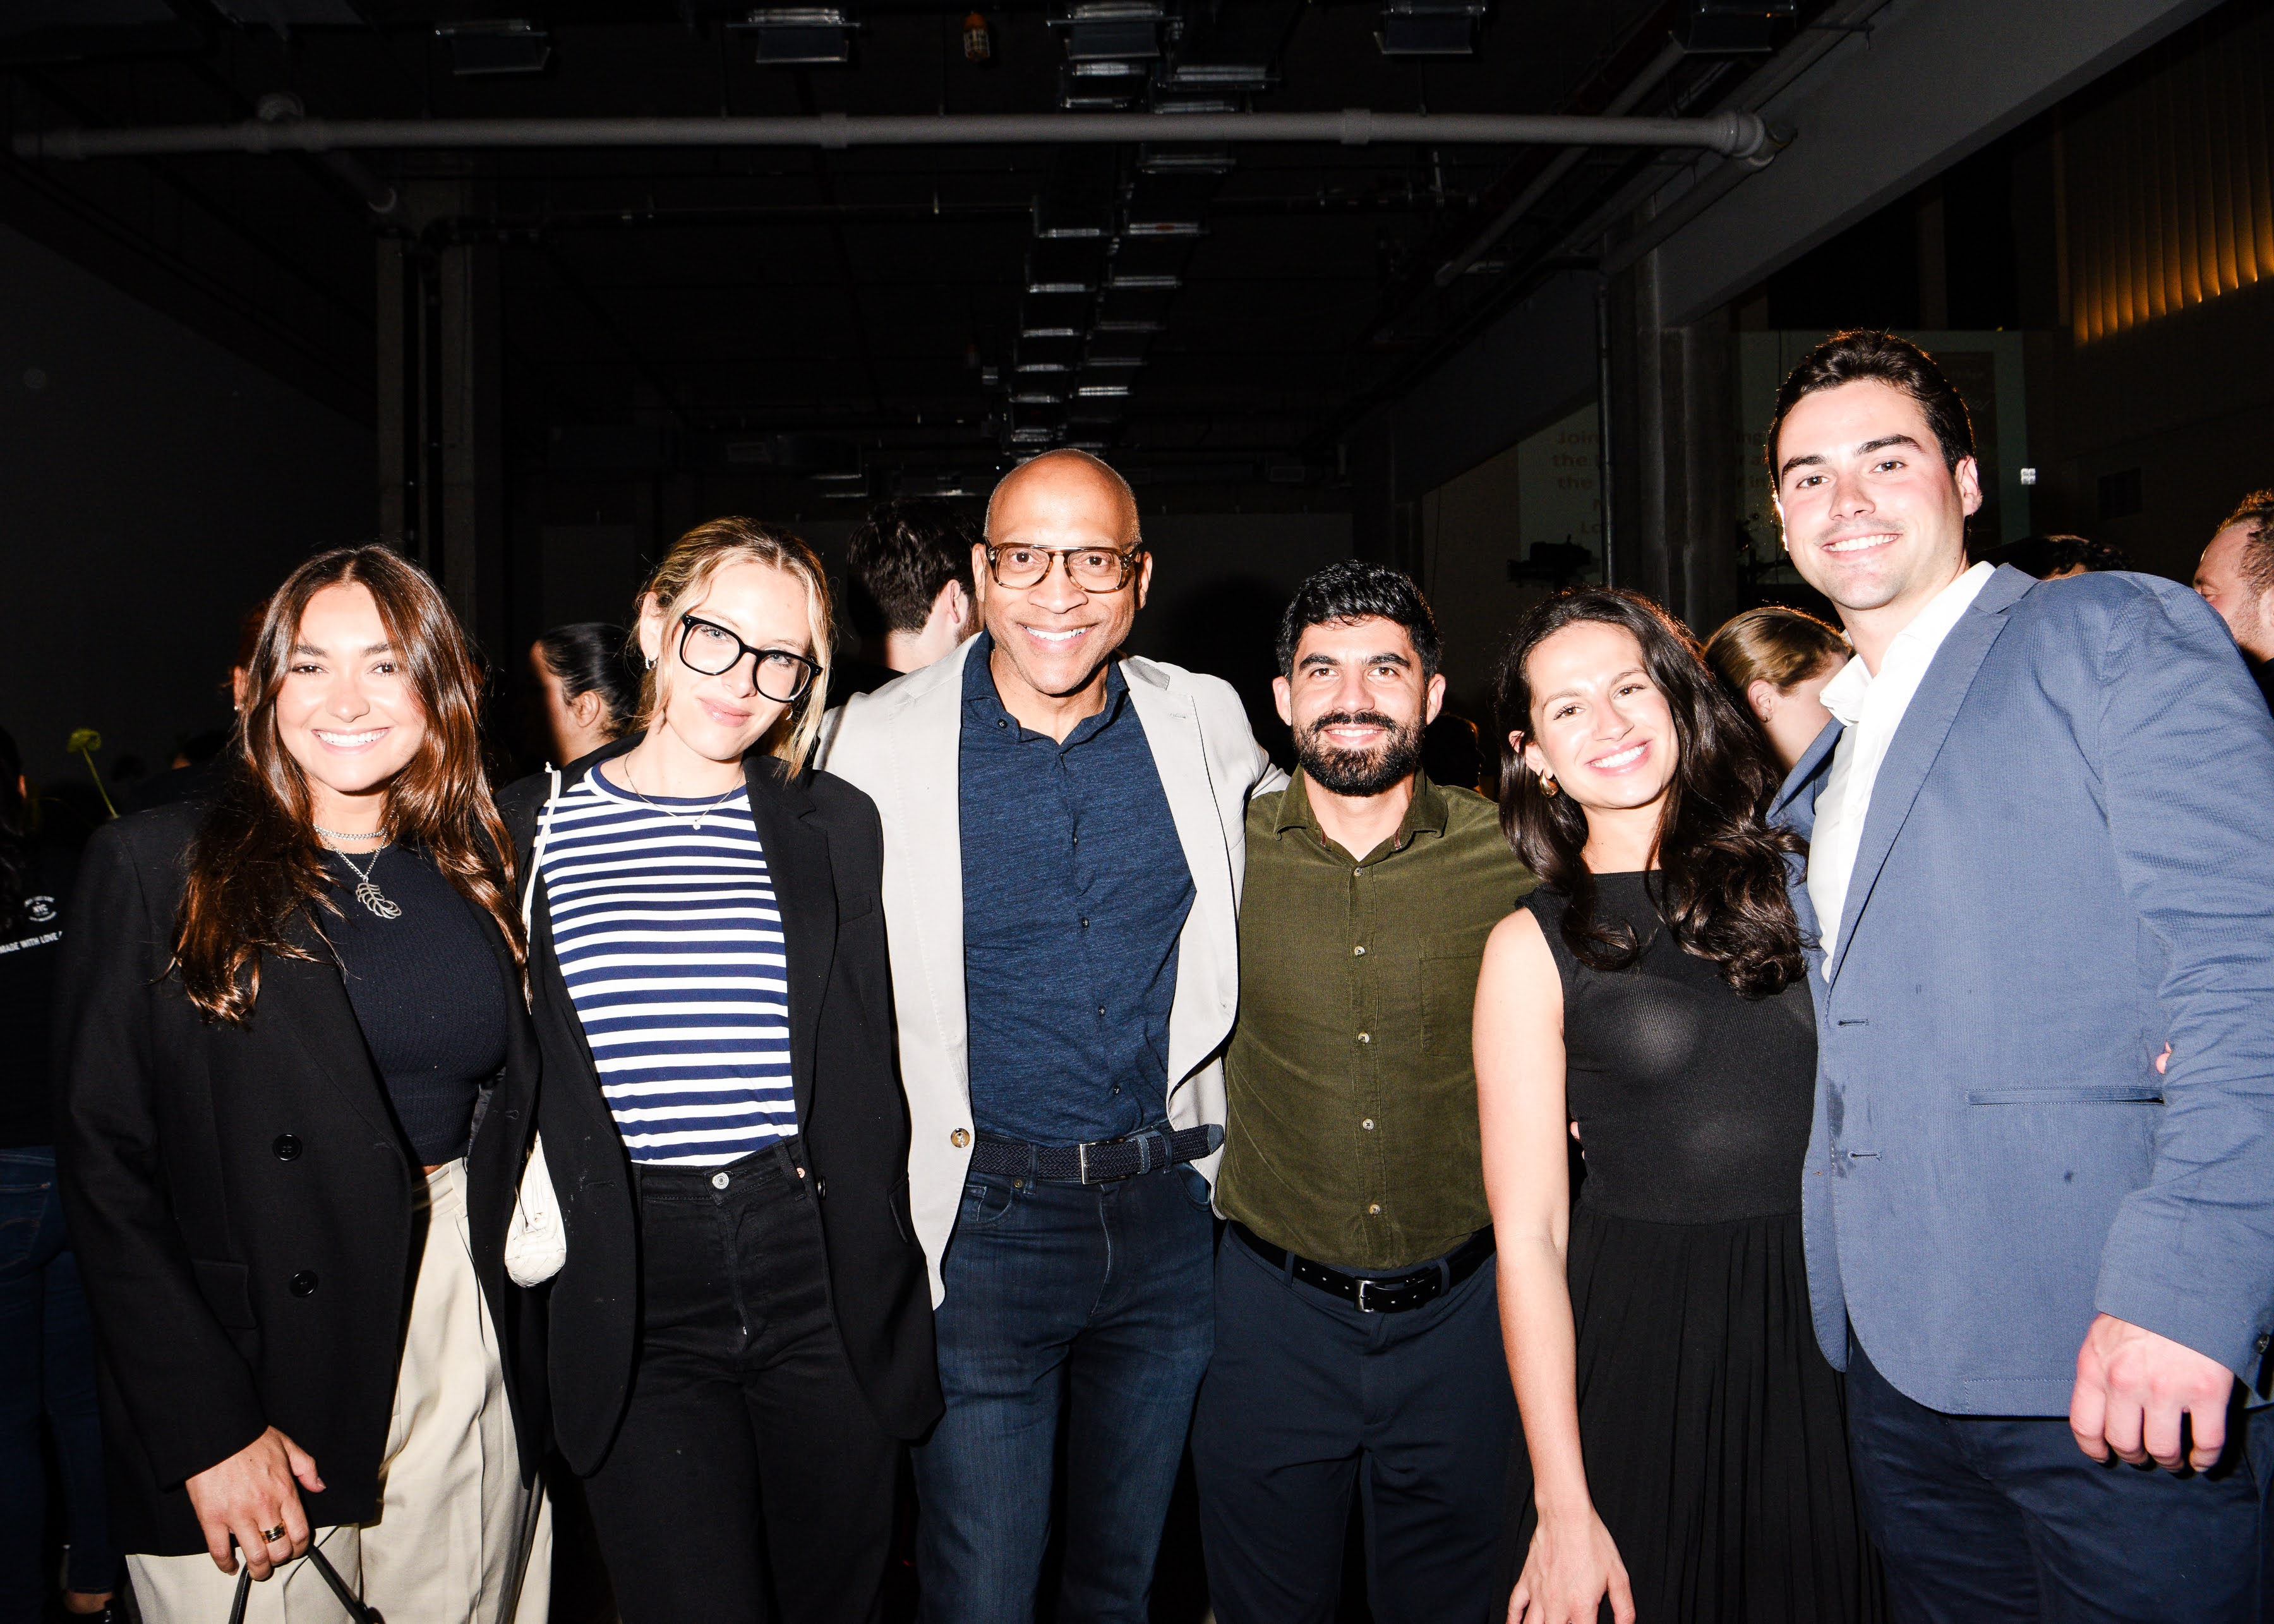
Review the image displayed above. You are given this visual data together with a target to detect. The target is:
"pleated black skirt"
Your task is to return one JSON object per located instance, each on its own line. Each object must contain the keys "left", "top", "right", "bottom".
{"left": 1500, "top": 1200, "right": 1886, "bottom": 1624}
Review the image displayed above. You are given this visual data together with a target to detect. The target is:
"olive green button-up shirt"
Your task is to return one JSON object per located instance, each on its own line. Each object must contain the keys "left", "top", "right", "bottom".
{"left": 1218, "top": 769, "right": 1537, "bottom": 1273}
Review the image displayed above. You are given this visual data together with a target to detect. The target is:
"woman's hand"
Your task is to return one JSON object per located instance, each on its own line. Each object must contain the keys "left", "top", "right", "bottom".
{"left": 1508, "top": 1505, "right": 1635, "bottom": 1624}
{"left": 183, "top": 1426, "right": 325, "bottom": 1578}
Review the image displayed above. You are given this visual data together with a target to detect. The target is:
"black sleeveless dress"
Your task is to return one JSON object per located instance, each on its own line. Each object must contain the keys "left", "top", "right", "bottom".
{"left": 1500, "top": 872, "right": 1883, "bottom": 1623}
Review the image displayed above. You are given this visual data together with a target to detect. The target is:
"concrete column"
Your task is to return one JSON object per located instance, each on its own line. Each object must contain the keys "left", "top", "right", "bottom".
{"left": 373, "top": 177, "right": 506, "bottom": 657}
{"left": 1608, "top": 247, "right": 1742, "bottom": 637}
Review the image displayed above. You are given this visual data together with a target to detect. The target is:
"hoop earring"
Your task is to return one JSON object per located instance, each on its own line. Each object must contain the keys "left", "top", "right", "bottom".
{"left": 1539, "top": 774, "right": 1559, "bottom": 798}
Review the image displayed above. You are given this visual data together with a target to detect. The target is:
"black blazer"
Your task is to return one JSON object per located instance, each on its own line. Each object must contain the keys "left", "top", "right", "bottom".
{"left": 52, "top": 799, "right": 545, "bottom": 1557}
{"left": 501, "top": 736, "right": 941, "bottom": 1474}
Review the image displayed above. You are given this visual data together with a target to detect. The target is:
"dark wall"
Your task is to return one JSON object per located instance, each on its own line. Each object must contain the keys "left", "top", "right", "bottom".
{"left": 0, "top": 224, "right": 375, "bottom": 789}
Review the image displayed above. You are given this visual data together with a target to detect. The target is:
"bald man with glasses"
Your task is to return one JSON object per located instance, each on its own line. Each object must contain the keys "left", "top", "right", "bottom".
{"left": 819, "top": 449, "right": 1282, "bottom": 1622}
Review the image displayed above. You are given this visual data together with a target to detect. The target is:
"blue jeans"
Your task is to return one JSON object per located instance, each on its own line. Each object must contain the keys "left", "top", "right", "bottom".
{"left": 911, "top": 1159, "right": 1215, "bottom": 1624}
{"left": 1847, "top": 1332, "right": 2271, "bottom": 1622}
{"left": 0, "top": 1146, "right": 117, "bottom": 1624}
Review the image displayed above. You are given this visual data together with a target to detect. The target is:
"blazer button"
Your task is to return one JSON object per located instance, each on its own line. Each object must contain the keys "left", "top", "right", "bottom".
{"left": 273, "top": 1134, "right": 303, "bottom": 1162}
{"left": 289, "top": 1271, "right": 319, "bottom": 1297}
{"left": 951, "top": 1128, "right": 970, "bottom": 1148}
{"left": 814, "top": 1177, "right": 828, "bottom": 1200}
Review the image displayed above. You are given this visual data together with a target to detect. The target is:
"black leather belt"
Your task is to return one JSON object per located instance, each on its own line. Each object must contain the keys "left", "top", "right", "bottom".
{"left": 1232, "top": 1221, "right": 1495, "bottom": 1314}
{"left": 971, "top": 1123, "right": 1223, "bottom": 1185}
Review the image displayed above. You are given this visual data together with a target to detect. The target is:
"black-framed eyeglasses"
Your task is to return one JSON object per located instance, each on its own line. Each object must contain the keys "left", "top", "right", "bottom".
{"left": 675, "top": 613, "right": 821, "bottom": 703}
{"left": 984, "top": 544, "right": 1144, "bottom": 593}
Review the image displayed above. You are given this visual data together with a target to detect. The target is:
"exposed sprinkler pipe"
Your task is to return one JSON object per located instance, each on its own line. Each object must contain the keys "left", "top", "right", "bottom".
{"left": 1435, "top": 36, "right": 1688, "bottom": 287}
{"left": 255, "top": 92, "right": 399, "bottom": 215}
{"left": 13, "top": 109, "right": 1771, "bottom": 162}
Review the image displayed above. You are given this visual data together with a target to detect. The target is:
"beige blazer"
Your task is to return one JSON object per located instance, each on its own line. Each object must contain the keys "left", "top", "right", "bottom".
{"left": 816, "top": 634, "right": 1281, "bottom": 1305}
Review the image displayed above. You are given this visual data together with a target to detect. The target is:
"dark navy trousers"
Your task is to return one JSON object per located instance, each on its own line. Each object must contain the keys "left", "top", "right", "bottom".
{"left": 1847, "top": 1334, "right": 2274, "bottom": 1623}
{"left": 1191, "top": 1230, "right": 1512, "bottom": 1624}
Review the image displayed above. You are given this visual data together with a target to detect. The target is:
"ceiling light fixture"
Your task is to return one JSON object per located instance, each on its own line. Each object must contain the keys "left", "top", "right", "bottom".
{"left": 436, "top": 21, "right": 553, "bottom": 76}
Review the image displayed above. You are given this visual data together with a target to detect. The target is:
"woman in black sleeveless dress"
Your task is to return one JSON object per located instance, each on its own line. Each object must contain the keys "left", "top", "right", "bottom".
{"left": 1474, "top": 589, "right": 1880, "bottom": 1624}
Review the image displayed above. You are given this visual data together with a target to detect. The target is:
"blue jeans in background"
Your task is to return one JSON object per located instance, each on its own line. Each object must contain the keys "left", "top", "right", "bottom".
{"left": 0, "top": 1145, "right": 117, "bottom": 1624}
{"left": 911, "top": 1158, "right": 1215, "bottom": 1624}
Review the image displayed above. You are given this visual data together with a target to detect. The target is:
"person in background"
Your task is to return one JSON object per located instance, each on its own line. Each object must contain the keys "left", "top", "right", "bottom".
{"left": 821, "top": 449, "right": 1278, "bottom": 1623}
{"left": 529, "top": 622, "right": 639, "bottom": 766}
{"left": 127, "top": 600, "right": 268, "bottom": 815}
{"left": 1771, "top": 331, "right": 2274, "bottom": 1621}
{"left": 56, "top": 547, "right": 550, "bottom": 1623}
{"left": 840, "top": 496, "right": 980, "bottom": 695}
{"left": 0, "top": 725, "right": 119, "bottom": 1624}
{"left": 1193, "top": 563, "right": 1534, "bottom": 1624}
{"left": 1702, "top": 605, "right": 1851, "bottom": 773}
{"left": 1482, "top": 589, "right": 1881, "bottom": 1624}
{"left": 2194, "top": 490, "right": 2274, "bottom": 663}
{"left": 502, "top": 520, "right": 939, "bottom": 1624}
{"left": 1985, "top": 533, "right": 2130, "bottom": 579}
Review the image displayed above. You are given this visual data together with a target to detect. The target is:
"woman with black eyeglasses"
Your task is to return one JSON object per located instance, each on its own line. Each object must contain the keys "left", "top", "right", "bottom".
{"left": 499, "top": 519, "right": 939, "bottom": 1624}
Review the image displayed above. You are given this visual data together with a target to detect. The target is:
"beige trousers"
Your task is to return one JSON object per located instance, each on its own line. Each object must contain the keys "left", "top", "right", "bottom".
{"left": 128, "top": 1160, "right": 552, "bottom": 1624}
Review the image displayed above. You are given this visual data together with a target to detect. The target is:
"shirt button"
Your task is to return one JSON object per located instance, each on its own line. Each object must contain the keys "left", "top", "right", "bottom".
{"left": 273, "top": 1133, "right": 302, "bottom": 1161}
{"left": 1081, "top": 918, "right": 1090, "bottom": 929}
{"left": 1098, "top": 1005, "right": 1107, "bottom": 1017}
{"left": 711, "top": 1171, "right": 730, "bottom": 1190}
{"left": 1352, "top": 945, "right": 1366, "bottom": 956}
{"left": 1357, "top": 1032, "right": 1371, "bottom": 1044}
{"left": 1362, "top": 1119, "right": 1375, "bottom": 1130}
{"left": 951, "top": 1128, "right": 971, "bottom": 1148}
{"left": 289, "top": 1270, "right": 319, "bottom": 1297}
{"left": 1366, "top": 1203, "right": 1381, "bottom": 1216}
{"left": 1353, "top": 867, "right": 1363, "bottom": 877}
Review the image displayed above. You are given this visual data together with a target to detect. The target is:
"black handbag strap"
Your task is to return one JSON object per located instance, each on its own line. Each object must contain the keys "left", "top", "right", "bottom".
{"left": 227, "top": 1543, "right": 380, "bottom": 1624}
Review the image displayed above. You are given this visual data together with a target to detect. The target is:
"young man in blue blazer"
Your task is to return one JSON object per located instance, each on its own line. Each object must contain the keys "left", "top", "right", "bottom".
{"left": 1768, "top": 330, "right": 2274, "bottom": 1621}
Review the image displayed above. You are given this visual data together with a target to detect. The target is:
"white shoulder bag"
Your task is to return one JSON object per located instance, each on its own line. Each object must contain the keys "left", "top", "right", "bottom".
{"left": 505, "top": 766, "right": 568, "bottom": 1288}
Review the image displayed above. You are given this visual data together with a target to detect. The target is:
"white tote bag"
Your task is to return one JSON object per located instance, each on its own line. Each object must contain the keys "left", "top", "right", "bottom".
{"left": 504, "top": 767, "right": 569, "bottom": 1288}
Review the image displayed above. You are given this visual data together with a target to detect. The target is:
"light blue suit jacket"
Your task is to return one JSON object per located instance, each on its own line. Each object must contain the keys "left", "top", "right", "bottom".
{"left": 1774, "top": 564, "right": 2274, "bottom": 1416}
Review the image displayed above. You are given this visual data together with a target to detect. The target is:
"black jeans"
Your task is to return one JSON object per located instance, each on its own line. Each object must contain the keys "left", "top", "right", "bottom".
{"left": 1191, "top": 1229, "right": 1512, "bottom": 1624}
{"left": 584, "top": 1140, "right": 899, "bottom": 1624}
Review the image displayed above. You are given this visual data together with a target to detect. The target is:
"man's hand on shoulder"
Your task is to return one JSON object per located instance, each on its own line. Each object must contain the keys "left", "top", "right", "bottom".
{"left": 2069, "top": 1312, "right": 2237, "bottom": 1471}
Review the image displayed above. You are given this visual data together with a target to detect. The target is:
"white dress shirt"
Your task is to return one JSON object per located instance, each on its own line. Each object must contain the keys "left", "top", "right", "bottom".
{"left": 1807, "top": 561, "right": 1994, "bottom": 973}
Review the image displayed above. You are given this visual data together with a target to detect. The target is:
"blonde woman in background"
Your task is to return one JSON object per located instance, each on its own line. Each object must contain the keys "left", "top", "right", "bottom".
{"left": 1702, "top": 606, "right": 1851, "bottom": 772}
{"left": 500, "top": 519, "right": 939, "bottom": 1624}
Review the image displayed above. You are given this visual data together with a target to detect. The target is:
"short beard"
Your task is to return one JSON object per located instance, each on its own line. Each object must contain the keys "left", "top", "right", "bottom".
{"left": 1297, "top": 710, "right": 1426, "bottom": 798}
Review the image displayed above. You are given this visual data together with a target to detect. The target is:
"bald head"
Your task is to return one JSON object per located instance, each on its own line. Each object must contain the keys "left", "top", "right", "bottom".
{"left": 985, "top": 448, "right": 1141, "bottom": 548}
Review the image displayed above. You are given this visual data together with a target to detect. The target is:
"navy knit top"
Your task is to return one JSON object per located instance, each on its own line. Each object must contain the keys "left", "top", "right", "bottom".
{"left": 322, "top": 845, "right": 511, "bottom": 1164}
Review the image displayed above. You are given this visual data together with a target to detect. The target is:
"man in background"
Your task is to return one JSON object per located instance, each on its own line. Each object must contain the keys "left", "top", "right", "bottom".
{"left": 2194, "top": 489, "right": 2274, "bottom": 663}
{"left": 1193, "top": 562, "right": 1532, "bottom": 1623}
{"left": 838, "top": 496, "right": 980, "bottom": 695}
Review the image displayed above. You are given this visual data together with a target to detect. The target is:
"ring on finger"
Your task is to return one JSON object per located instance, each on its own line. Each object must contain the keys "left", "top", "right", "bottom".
{"left": 263, "top": 1525, "right": 289, "bottom": 1544}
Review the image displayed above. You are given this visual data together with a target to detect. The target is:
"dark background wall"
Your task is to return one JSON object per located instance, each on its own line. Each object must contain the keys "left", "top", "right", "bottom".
{"left": 0, "top": 222, "right": 373, "bottom": 789}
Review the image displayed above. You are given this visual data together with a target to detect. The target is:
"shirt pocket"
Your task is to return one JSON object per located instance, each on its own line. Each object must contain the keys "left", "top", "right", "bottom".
{"left": 1418, "top": 950, "right": 1485, "bottom": 1059}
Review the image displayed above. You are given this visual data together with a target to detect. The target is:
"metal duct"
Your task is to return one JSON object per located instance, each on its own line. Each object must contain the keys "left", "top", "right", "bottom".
{"left": 13, "top": 109, "right": 1771, "bottom": 161}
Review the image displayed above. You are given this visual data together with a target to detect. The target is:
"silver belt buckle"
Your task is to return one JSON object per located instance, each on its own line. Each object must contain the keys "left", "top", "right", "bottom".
{"left": 1077, "top": 1140, "right": 1092, "bottom": 1183}
{"left": 1355, "top": 1277, "right": 1381, "bottom": 1313}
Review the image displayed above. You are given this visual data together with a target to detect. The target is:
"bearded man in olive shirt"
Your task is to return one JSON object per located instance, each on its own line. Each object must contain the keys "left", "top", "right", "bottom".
{"left": 1193, "top": 563, "right": 1535, "bottom": 1624}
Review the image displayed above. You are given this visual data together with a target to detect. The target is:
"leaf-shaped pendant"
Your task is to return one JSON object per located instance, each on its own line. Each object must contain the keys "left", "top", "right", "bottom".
{"left": 355, "top": 881, "right": 402, "bottom": 920}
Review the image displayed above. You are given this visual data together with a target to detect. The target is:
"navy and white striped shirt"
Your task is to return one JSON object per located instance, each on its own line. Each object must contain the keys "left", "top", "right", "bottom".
{"left": 536, "top": 764, "right": 798, "bottom": 1165}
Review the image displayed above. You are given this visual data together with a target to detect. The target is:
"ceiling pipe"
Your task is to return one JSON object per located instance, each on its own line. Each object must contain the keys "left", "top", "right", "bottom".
{"left": 1435, "top": 35, "right": 1688, "bottom": 287}
{"left": 13, "top": 108, "right": 1770, "bottom": 162}
{"left": 255, "top": 93, "right": 399, "bottom": 216}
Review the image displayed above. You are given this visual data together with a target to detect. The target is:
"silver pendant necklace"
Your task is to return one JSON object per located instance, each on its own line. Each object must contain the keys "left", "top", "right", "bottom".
{"left": 621, "top": 759, "right": 742, "bottom": 832}
{"left": 332, "top": 843, "right": 402, "bottom": 920}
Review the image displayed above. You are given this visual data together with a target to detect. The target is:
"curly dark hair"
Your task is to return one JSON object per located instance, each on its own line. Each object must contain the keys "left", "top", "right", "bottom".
{"left": 1493, "top": 588, "right": 1807, "bottom": 997}
{"left": 1275, "top": 560, "right": 1442, "bottom": 680}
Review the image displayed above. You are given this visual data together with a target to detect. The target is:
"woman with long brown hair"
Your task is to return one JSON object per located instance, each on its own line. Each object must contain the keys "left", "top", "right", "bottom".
{"left": 500, "top": 518, "right": 937, "bottom": 1624}
{"left": 54, "top": 546, "right": 549, "bottom": 1623}
{"left": 1476, "top": 589, "right": 1880, "bottom": 1624}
